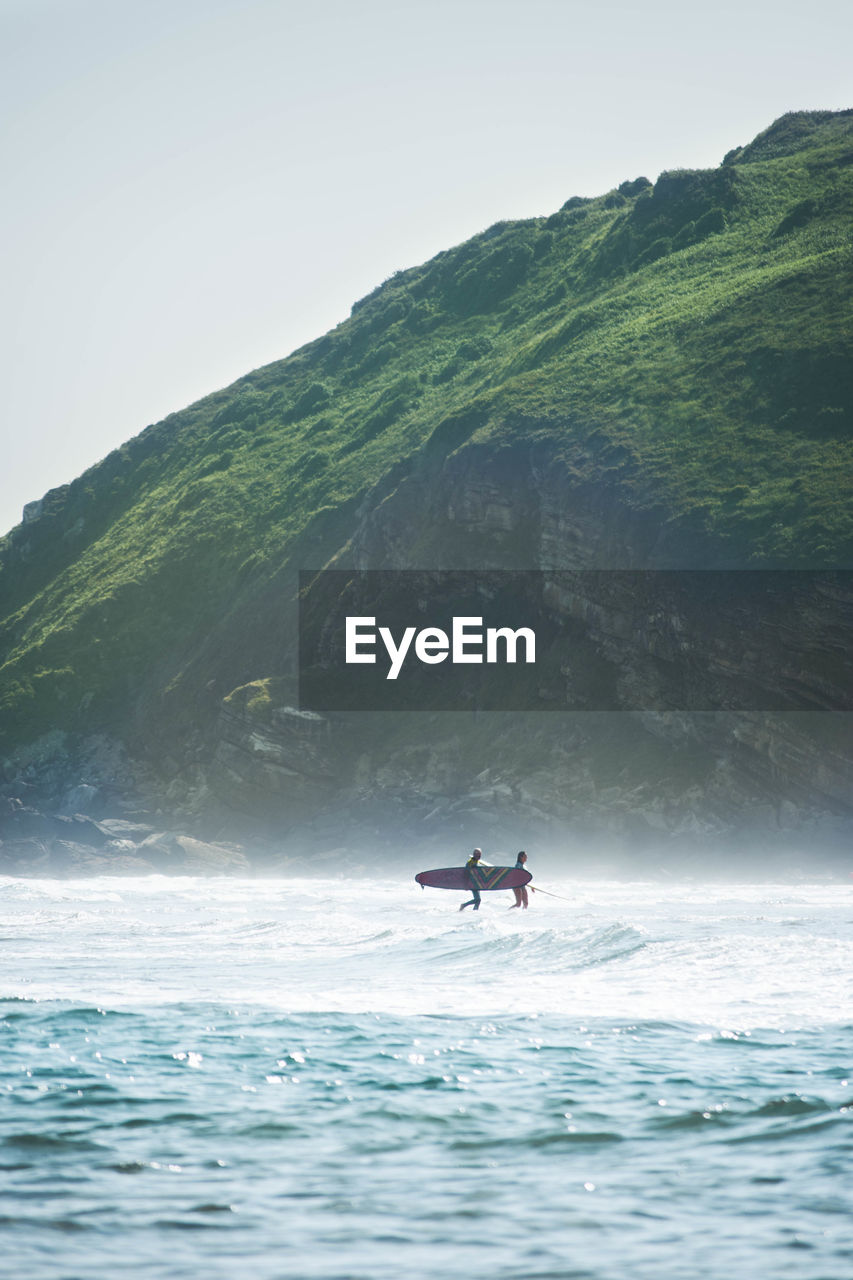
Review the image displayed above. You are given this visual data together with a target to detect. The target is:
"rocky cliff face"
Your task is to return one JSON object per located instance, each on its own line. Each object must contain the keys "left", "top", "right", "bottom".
{"left": 346, "top": 435, "right": 716, "bottom": 572}
{"left": 3, "top": 413, "right": 851, "bottom": 874}
{"left": 195, "top": 429, "right": 853, "bottom": 868}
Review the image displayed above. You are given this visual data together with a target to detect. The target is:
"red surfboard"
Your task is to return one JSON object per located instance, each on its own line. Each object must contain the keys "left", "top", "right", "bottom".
{"left": 416, "top": 865, "right": 532, "bottom": 891}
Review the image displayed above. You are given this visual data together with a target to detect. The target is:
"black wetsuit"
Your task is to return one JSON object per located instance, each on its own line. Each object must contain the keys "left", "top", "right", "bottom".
{"left": 459, "top": 857, "right": 482, "bottom": 911}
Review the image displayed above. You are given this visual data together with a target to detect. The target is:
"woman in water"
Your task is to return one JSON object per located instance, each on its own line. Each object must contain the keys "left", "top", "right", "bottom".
{"left": 510, "top": 850, "right": 534, "bottom": 909}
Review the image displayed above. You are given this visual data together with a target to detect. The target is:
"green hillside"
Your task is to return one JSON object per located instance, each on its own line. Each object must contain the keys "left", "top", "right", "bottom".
{"left": 1, "top": 109, "right": 852, "bottom": 753}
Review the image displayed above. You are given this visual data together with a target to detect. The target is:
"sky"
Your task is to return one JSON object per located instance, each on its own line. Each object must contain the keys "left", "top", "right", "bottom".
{"left": 1, "top": 0, "right": 850, "bottom": 535}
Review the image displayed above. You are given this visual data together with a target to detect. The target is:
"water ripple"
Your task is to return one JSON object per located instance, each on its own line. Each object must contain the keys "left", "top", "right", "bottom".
{"left": 1, "top": 877, "right": 852, "bottom": 1280}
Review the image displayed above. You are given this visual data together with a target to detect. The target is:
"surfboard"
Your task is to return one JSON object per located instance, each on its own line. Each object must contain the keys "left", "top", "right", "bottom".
{"left": 415, "top": 866, "right": 532, "bottom": 891}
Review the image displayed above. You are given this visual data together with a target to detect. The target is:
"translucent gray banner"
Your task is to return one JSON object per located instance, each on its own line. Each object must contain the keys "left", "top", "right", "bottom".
{"left": 298, "top": 570, "right": 853, "bottom": 712}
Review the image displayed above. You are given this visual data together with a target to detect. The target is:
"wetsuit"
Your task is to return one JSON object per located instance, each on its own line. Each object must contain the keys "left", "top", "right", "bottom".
{"left": 459, "top": 856, "right": 482, "bottom": 911}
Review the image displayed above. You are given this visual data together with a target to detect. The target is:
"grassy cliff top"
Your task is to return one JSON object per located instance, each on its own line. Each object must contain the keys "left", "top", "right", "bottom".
{"left": 1, "top": 109, "right": 852, "bottom": 749}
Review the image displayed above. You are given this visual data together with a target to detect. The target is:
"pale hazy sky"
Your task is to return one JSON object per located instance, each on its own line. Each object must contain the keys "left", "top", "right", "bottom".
{"left": 1, "top": 0, "right": 850, "bottom": 534}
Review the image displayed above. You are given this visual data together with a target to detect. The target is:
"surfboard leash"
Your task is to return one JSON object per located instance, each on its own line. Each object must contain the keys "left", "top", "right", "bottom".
{"left": 532, "top": 886, "right": 574, "bottom": 903}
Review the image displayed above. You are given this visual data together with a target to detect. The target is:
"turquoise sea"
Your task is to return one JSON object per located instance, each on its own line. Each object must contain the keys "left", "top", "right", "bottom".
{"left": 1, "top": 875, "right": 852, "bottom": 1279}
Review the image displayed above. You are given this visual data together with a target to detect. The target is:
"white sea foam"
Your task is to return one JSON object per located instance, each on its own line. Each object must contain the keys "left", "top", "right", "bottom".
{"left": 1, "top": 875, "right": 851, "bottom": 1029}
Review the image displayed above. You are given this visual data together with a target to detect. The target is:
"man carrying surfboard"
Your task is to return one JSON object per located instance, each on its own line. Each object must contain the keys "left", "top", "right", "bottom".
{"left": 459, "top": 849, "right": 485, "bottom": 911}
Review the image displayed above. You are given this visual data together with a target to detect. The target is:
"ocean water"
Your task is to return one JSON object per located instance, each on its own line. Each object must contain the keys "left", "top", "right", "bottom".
{"left": 1, "top": 875, "right": 852, "bottom": 1280}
